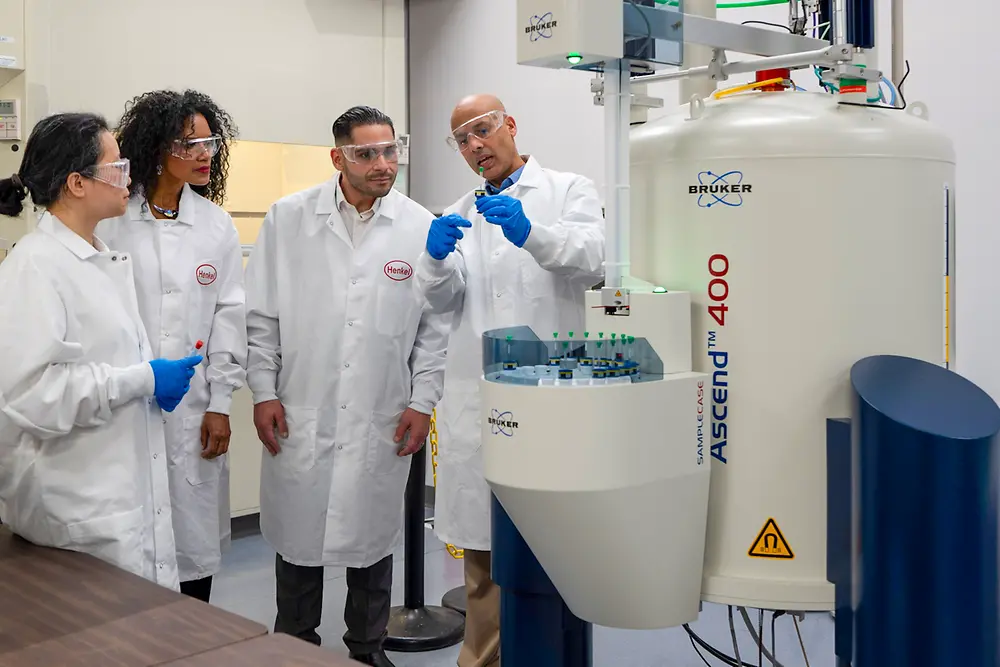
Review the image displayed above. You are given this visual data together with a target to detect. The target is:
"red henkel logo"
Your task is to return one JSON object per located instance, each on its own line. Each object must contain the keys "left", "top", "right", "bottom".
{"left": 196, "top": 263, "right": 218, "bottom": 286}
{"left": 384, "top": 260, "right": 413, "bottom": 282}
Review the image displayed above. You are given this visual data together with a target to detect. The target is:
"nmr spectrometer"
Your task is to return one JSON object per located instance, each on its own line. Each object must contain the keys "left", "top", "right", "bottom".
{"left": 479, "top": 0, "right": 967, "bottom": 665}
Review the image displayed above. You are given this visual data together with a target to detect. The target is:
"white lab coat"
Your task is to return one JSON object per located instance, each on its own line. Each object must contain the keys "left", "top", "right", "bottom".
{"left": 415, "top": 157, "right": 605, "bottom": 551}
{"left": 0, "top": 212, "right": 179, "bottom": 588}
{"left": 246, "top": 177, "right": 450, "bottom": 568}
{"left": 96, "top": 186, "right": 247, "bottom": 582}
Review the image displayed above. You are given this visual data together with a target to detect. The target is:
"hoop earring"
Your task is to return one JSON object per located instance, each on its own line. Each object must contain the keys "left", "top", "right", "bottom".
{"left": 156, "top": 164, "right": 163, "bottom": 176}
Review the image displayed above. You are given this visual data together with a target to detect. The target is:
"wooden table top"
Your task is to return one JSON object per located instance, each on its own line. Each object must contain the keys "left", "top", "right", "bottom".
{"left": 160, "top": 634, "right": 364, "bottom": 666}
{"left": 0, "top": 527, "right": 269, "bottom": 666}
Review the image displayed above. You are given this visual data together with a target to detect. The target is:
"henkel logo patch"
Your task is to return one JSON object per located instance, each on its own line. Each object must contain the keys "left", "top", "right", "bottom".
{"left": 384, "top": 260, "right": 413, "bottom": 282}
{"left": 196, "top": 263, "right": 218, "bottom": 286}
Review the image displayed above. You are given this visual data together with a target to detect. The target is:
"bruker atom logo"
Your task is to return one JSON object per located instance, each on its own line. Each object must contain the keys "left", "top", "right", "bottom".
{"left": 689, "top": 171, "right": 752, "bottom": 208}
{"left": 488, "top": 409, "right": 518, "bottom": 437}
{"left": 525, "top": 12, "right": 556, "bottom": 41}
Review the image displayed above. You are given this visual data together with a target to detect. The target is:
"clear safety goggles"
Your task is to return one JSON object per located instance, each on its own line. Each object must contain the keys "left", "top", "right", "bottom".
{"left": 170, "top": 135, "right": 222, "bottom": 160}
{"left": 338, "top": 139, "right": 403, "bottom": 164}
{"left": 86, "top": 158, "right": 130, "bottom": 189}
{"left": 446, "top": 110, "right": 506, "bottom": 152}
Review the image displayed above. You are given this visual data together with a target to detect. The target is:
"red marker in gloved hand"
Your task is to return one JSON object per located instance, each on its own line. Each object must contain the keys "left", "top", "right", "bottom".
{"left": 193, "top": 340, "right": 204, "bottom": 356}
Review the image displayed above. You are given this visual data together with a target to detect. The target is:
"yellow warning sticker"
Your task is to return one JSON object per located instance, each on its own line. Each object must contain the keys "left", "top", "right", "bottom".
{"left": 748, "top": 518, "right": 794, "bottom": 560}
{"left": 615, "top": 290, "right": 622, "bottom": 297}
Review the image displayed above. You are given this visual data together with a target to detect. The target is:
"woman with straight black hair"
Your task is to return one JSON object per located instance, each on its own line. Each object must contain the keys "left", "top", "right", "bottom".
{"left": 0, "top": 112, "right": 202, "bottom": 588}
{"left": 97, "top": 90, "right": 246, "bottom": 603}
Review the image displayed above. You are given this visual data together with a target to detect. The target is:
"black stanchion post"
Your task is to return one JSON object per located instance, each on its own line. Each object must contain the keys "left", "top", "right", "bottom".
{"left": 442, "top": 586, "right": 467, "bottom": 616}
{"left": 384, "top": 445, "right": 466, "bottom": 652}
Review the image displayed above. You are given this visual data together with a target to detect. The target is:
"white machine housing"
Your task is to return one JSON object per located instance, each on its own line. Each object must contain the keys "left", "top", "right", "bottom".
{"left": 516, "top": 0, "right": 623, "bottom": 70}
{"left": 482, "top": 293, "right": 711, "bottom": 629}
{"left": 631, "top": 91, "right": 955, "bottom": 610}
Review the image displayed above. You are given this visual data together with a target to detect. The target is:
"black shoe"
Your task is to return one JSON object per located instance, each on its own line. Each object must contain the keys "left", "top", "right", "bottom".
{"left": 348, "top": 649, "right": 396, "bottom": 667}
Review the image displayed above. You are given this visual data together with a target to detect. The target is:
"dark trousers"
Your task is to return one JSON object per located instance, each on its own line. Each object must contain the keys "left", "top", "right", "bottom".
{"left": 274, "top": 552, "right": 393, "bottom": 654}
{"left": 180, "top": 576, "right": 214, "bottom": 603}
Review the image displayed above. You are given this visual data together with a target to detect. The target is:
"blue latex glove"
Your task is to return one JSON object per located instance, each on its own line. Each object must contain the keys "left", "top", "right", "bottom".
{"left": 426, "top": 214, "right": 472, "bottom": 261}
{"left": 475, "top": 195, "right": 531, "bottom": 247}
{"left": 149, "top": 356, "right": 202, "bottom": 412}
{"left": 156, "top": 396, "right": 183, "bottom": 413}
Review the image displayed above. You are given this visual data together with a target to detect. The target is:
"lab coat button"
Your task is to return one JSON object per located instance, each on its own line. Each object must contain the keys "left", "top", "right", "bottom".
{"left": 153, "top": 453, "right": 158, "bottom": 459}
{"left": 164, "top": 332, "right": 170, "bottom": 337}
{"left": 344, "top": 363, "right": 350, "bottom": 368}
{"left": 157, "top": 562, "right": 163, "bottom": 569}
{"left": 352, "top": 279, "right": 358, "bottom": 285}
{"left": 496, "top": 292, "right": 503, "bottom": 298}
{"left": 348, "top": 321, "right": 354, "bottom": 327}
{"left": 341, "top": 405, "right": 347, "bottom": 410}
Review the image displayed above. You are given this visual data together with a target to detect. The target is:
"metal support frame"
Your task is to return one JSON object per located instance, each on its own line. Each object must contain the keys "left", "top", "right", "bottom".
{"left": 635, "top": 44, "right": 854, "bottom": 84}
{"left": 623, "top": 4, "right": 827, "bottom": 59}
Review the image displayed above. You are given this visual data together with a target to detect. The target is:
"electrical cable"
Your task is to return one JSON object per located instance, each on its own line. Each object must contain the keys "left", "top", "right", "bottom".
{"left": 758, "top": 609, "right": 764, "bottom": 667}
{"left": 738, "top": 607, "right": 786, "bottom": 667}
{"left": 880, "top": 75, "right": 899, "bottom": 106}
{"left": 684, "top": 624, "right": 765, "bottom": 667}
{"left": 793, "top": 615, "right": 811, "bottom": 667}
{"left": 741, "top": 20, "right": 793, "bottom": 32}
{"left": 690, "top": 635, "right": 715, "bottom": 667}
{"left": 627, "top": 0, "right": 654, "bottom": 48}
{"left": 771, "top": 610, "right": 785, "bottom": 663}
{"left": 729, "top": 607, "right": 743, "bottom": 667}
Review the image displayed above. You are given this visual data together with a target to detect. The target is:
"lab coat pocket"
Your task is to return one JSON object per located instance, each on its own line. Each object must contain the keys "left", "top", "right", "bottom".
{"left": 182, "top": 414, "right": 224, "bottom": 486}
{"left": 276, "top": 406, "right": 319, "bottom": 473}
{"left": 375, "top": 281, "right": 417, "bottom": 337}
{"left": 366, "top": 410, "right": 409, "bottom": 477}
{"left": 64, "top": 507, "right": 145, "bottom": 578}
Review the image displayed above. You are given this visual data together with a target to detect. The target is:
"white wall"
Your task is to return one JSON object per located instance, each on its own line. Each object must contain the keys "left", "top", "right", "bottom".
{"left": 408, "top": 0, "right": 605, "bottom": 213}
{"left": 902, "top": 2, "right": 1000, "bottom": 402}
{"left": 34, "top": 0, "right": 405, "bottom": 145}
{"left": 0, "top": 0, "right": 406, "bottom": 240}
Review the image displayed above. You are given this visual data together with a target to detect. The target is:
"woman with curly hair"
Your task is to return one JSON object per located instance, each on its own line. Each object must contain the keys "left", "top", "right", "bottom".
{"left": 97, "top": 90, "right": 247, "bottom": 603}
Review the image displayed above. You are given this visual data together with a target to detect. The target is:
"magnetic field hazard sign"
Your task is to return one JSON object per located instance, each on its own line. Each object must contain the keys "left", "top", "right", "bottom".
{"left": 748, "top": 518, "right": 794, "bottom": 560}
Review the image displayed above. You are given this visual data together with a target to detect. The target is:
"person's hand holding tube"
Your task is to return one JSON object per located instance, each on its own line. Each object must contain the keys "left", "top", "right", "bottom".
{"left": 476, "top": 194, "right": 531, "bottom": 247}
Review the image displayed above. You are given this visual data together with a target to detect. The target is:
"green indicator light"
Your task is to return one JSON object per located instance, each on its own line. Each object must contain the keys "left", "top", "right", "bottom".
{"left": 567, "top": 52, "right": 583, "bottom": 65}
{"left": 653, "top": 286, "right": 667, "bottom": 293}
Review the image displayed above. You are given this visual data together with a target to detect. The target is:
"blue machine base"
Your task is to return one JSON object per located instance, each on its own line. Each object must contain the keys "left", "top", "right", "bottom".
{"left": 491, "top": 496, "right": 593, "bottom": 667}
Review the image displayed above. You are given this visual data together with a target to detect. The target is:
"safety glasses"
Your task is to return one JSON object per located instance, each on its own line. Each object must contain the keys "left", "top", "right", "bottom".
{"left": 338, "top": 139, "right": 403, "bottom": 165}
{"left": 446, "top": 110, "right": 506, "bottom": 152}
{"left": 85, "top": 158, "right": 130, "bottom": 190}
{"left": 170, "top": 135, "right": 222, "bottom": 160}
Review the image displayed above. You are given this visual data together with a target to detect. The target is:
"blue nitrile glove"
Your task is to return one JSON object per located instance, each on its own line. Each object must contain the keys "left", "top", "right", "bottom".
{"left": 149, "top": 355, "right": 202, "bottom": 412}
{"left": 475, "top": 195, "right": 531, "bottom": 247}
{"left": 426, "top": 214, "right": 472, "bottom": 261}
{"left": 156, "top": 396, "right": 182, "bottom": 413}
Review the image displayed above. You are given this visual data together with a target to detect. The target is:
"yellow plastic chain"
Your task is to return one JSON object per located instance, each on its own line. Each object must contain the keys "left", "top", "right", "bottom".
{"left": 430, "top": 408, "right": 464, "bottom": 560}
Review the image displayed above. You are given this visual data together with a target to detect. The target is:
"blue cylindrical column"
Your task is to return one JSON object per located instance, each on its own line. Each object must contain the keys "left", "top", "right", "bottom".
{"left": 491, "top": 495, "right": 592, "bottom": 667}
{"left": 851, "top": 355, "right": 1000, "bottom": 667}
{"left": 846, "top": 0, "right": 875, "bottom": 49}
